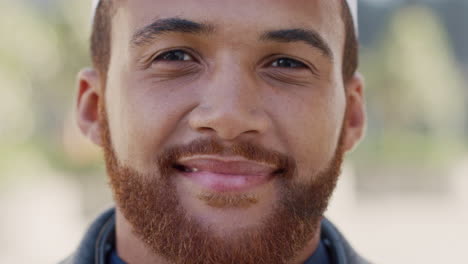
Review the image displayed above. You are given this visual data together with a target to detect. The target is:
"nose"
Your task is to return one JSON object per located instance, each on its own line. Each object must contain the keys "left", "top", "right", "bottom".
{"left": 188, "top": 64, "right": 270, "bottom": 141}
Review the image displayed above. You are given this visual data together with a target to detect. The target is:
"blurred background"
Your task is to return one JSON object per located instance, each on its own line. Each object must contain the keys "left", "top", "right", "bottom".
{"left": 0, "top": 0, "right": 466, "bottom": 263}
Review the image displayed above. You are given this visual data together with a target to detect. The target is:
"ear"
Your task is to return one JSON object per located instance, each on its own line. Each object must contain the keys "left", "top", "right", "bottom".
{"left": 76, "top": 68, "right": 103, "bottom": 146}
{"left": 342, "top": 72, "right": 366, "bottom": 152}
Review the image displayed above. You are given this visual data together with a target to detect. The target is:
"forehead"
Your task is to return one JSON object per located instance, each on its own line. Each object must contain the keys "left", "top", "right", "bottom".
{"left": 120, "top": 0, "right": 341, "bottom": 22}
{"left": 112, "top": 0, "right": 344, "bottom": 45}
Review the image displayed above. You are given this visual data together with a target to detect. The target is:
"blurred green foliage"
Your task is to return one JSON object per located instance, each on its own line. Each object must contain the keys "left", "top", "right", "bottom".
{"left": 0, "top": 1, "right": 100, "bottom": 179}
{"left": 354, "top": 5, "right": 467, "bottom": 166}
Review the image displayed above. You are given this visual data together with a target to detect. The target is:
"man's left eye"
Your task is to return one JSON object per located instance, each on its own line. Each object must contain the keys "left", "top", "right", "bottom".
{"left": 271, "top": 58, "right": 306, "bottom": 68}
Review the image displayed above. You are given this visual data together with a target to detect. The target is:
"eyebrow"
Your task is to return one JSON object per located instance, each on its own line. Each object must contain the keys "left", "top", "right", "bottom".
{"left": 131, "top": 18, "right": 333, "bottom": 61}
{"left": 260, "top": 29, "right": 334, "bottom": 61}
{"left": 131, "top": 18, "right": 214, "bottom": 47}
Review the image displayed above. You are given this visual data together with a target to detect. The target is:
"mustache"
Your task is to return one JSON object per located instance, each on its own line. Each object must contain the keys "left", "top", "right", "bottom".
{"left": 157, "top": 138, "right": 296, "bottom": 178}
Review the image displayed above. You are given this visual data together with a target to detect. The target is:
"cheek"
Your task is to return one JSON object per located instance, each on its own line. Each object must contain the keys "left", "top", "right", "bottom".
{"left": 269, "top": 86, "right": 345, "bottom": 178}
{"left": 105, "top": 75, "right": 197, "bottom": 171}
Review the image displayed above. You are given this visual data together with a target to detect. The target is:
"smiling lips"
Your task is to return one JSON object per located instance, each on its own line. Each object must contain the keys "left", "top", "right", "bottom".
{"left": 175, "top": 156, "right": 279, "bottom": 192}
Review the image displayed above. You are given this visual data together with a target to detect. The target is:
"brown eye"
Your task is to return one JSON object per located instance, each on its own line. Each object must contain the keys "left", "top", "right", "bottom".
{"left": 271, "top": 58, "right": 306, "bottom": 68}
{"left": 154, "top": 50, "right": 194, "bottom": 62}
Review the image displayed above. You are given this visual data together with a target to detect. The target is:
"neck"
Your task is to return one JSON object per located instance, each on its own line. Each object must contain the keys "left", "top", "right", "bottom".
{"left": 116, "top": 209, "right": 169, "bottom": 264}
{"left": 115, "top": 208, "right": 321, "bottom": 264}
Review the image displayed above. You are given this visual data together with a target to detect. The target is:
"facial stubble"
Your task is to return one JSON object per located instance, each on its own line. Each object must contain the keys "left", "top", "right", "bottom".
{"left": 100, "top": 103, "right": 346, "bottom": 264}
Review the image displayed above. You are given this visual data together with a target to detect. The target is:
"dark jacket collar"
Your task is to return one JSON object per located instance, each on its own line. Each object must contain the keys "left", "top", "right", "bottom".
{"left": 60, "top": 208, "right": 369, "bottom": 264}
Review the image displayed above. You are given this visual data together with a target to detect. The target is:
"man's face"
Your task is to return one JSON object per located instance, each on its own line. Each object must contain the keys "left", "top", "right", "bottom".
{"left": 77, "top": 0, "right": 365, "bottom": 263}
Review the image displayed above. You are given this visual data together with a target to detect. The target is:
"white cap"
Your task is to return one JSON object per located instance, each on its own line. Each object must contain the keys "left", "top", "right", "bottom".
{"left": 347, "top": 0, "right": 358, "bottom": 33}
{"left": 92, "top": 0, "right": 358, "bottom": 32}
{"left": 92, "top": 0, "right": 100, "bottom": 15}
{"left": 92, "top": 0, "right": 99, "bottom": 16}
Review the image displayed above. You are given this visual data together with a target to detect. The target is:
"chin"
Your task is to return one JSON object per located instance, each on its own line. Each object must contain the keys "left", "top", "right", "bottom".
{"left": 174, "top": 176, "right": 281, "bottom": 234}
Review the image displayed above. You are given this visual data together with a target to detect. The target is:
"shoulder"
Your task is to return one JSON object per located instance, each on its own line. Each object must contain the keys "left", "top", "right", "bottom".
{"left": 321, "top": 218, "right": 372, "bottom": 264}
{"left": 58, "top": 208, "right": 116, "bottom": 264}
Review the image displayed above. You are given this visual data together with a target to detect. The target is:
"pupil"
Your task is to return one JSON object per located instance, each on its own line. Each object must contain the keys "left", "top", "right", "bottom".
{"left": 275, "top": 58, "right": 303, "bottom": 68}
{"left": 279, "top": 59, "right": 292, "bottom": 67}
{"left": 165, "top": 51, "right": 184, "bottom": 61}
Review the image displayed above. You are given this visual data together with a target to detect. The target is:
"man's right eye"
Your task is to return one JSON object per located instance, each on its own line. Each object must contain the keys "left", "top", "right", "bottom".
{"left": 154, "top": 50, "right": 194, "bottom": 62}
{"left": 270, "top": 58, "right": 307, "bottom": 69}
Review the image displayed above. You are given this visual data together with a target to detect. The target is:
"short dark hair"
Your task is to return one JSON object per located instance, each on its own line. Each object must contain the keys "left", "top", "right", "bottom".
{"left": 341, "top": 0, "right": 358, "bottom": 83}
{"left": 91, "top": 0, "right": 358, "bottom": 84}
{"left": 91, "top": 0, "right": 116, "bottom": 80}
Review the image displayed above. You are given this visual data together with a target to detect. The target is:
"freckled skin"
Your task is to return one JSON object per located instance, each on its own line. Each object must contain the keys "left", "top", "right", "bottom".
{"left": 76, "top": 0, "right": 365, "bottom": 263}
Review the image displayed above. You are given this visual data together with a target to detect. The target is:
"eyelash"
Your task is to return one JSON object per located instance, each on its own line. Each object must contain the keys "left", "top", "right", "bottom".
{"left": 153, "top": 49, "right": 196, "bottom": 62}
{"left": 152, "top": 50, "right": 311, "bottom": 72}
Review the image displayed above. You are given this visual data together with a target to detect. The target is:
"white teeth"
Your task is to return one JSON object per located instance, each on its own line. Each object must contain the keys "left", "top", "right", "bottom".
{"left": 191, "top": 168, "right": 199, "bottom": 173}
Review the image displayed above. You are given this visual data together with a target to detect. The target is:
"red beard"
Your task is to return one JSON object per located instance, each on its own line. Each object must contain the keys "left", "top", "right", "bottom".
{"left": 100, "top": 103, "right": 345, "bottom": 264}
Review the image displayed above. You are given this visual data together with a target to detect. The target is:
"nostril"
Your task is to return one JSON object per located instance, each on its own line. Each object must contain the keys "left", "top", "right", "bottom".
{"left": 198, "top": 127, "right": 215, "bottom": 132}
{"left": 244, "top": 129, "right": 259, "bottom": 134}
{"left": 195, "top": 127, "right": 217, "bottom": 135}
{"left": 189, "top": 107, "right": 269, "bottom": 141}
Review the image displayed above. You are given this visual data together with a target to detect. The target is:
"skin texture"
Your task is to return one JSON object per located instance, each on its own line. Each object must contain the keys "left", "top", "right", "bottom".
{"left": 76, "top": 0, "right": 366, "bottom": 263}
